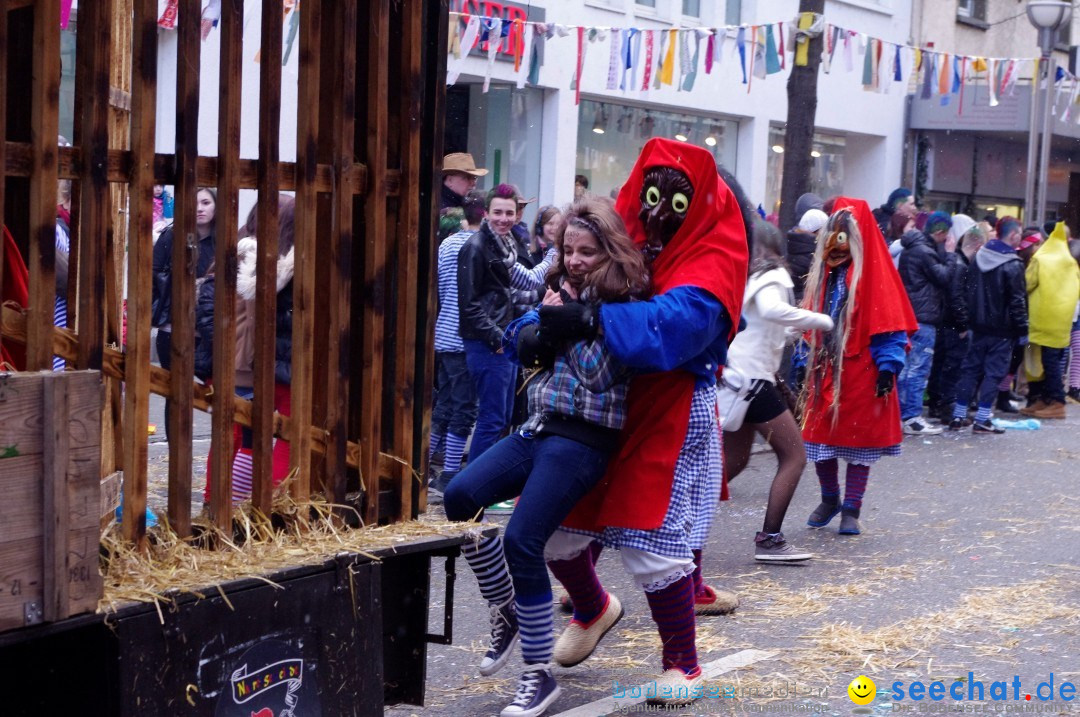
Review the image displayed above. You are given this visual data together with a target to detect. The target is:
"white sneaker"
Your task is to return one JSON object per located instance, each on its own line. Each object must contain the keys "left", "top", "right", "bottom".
{"left": 904, "top": 417, "right": 942, "bottom": 435}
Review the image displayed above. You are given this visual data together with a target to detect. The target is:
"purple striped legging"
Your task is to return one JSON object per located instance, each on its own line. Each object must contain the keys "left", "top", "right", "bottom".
{"left": 1071, "top": 329, "right": 1080, "bottom": 389}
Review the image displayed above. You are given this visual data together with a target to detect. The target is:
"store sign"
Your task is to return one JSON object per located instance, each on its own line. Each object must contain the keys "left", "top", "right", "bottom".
{"left": 457, "top": 0, "right": 546, "bottom": 64}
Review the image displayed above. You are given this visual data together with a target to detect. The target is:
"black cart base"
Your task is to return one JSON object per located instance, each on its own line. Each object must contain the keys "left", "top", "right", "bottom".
{"left": 0, "top": 533, "right": 469, "bottom": 717}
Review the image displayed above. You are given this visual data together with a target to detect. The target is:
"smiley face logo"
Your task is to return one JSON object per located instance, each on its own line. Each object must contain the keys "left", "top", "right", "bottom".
{"left": 848, "top": 675, "right": 876, "bottom": 705}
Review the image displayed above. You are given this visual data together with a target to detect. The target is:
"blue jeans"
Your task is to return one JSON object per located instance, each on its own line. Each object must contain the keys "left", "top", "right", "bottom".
{"left": 898, "top": 323, "right": 937, "bottom": 421}
{"left": 443, "top": 432, "right": 612, "bottom": 598}
{"left": 928, "top": 327, "right": 970, "bottom": 411}
{"left": 955, "top": 334, "right": 1014, "bottom": 409}
{"left": 1028, "top": 345, "right": 1066, "bottom": 405}
{"left": 431, "top": 351, "right": 479, "bottom": 438}
{"left": 463, "top": 339, "right": 516, "bottom": 463}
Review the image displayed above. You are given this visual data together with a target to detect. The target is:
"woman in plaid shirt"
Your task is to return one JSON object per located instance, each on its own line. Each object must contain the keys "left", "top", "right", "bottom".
{"left": 443, "top": 197, "right": 648, "bottom": 717}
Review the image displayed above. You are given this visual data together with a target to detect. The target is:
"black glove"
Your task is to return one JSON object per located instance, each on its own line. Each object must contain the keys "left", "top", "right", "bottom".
{"left": 516, "top": 323, "right": 558, "bottom": 369}
{"left": 538, "top": 303, "right": 598, "bottom": 342}
{"left": 875, "top": 369, "right": 895, "bottom": 397}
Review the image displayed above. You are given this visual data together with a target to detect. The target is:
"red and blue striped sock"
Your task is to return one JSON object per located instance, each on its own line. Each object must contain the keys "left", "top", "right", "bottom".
{"left": 842, "top": 463, "right": 870, "bottom": 512}
{"left": 815, "top": 458, "right": 840, "bottom": 501}
{"left": 548, "top": 548, "right": 608, "bottom": 625}
{"left": 644, "top": 575, "right": 699, "bottom": 675}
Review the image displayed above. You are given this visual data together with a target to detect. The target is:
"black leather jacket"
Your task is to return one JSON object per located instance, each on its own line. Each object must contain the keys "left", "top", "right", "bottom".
{"left": 898, "top": 230, "right": 954, "bottom": 326}
{"left": 966, "top": 244, "right": 1028, "bottom": 338}
{"left": 785, "top": 229, "right": 816, "bottom": 304}
{"left": 457, "top": 223, "right": 516, "bottom": 350}
{"left": 942, "top": 251, "right": 972, "bottom": 332}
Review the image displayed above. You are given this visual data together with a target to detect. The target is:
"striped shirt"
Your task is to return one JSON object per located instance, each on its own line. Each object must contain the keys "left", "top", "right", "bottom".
{"left": 434, "top": 230, "right": 472, "bottom": 353}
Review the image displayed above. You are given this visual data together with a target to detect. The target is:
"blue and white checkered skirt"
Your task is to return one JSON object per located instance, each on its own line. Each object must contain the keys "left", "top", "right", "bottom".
{"left": 804, "top": 441, "right": 901, "bottom": 465}
{"left": 594, "top": 385, "right": 720, "bottom": 559}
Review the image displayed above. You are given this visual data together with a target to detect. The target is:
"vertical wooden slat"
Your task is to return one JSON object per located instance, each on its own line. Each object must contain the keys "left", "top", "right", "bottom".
{"left": 0, "top": 0, "right": 8, "bottom": 305}
{"left": 392, "top": 0, "right": 423, "bottom": 520}
{"left": 122, "top": 0, "right": 158, "bottom": 547}
{"left": 417, "top": 0, "right": 451, "bottom": 512}
{"left": 42, "top": 373, "right": 70, "bottom": 621}
{"left": 361, "top": 0, "right": 389, "bottom": 525}
{"left": 252, "top": 0, "right": 283, "bottom": 514}
{"left": 209, "top": 0, "right": 244, "bottom": 531}
{"left": 321, "top": 0, "right": 357, "bottom": 505}
{"left": 75, "top": 0, "right": 112, "bottom": 371}
{"left": 26, "top": 0, "right": 61, "bottom": 370}
{"left": 290, "top": 0, "right": 322, "bottom": 503}
{"left": 167, "top": 0, "right": 202, "bottom": 537}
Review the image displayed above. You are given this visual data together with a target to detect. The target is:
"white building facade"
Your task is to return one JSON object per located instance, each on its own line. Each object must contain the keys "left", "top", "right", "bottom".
{"left": 446, "top": 0, "right": 913, "bottom": 224}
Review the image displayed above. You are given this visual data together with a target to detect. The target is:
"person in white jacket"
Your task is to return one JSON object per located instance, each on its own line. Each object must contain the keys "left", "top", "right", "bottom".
{"left": 722, "top": 219, "right": 834, "bottom": 562}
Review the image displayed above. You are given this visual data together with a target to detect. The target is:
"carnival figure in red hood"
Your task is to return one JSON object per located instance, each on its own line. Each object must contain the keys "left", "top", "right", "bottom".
{"left": 537, "top": 138, "right": 749, "bottom": 704}
{"left": 799, "top": 198, "right": 917, "bottom": 536}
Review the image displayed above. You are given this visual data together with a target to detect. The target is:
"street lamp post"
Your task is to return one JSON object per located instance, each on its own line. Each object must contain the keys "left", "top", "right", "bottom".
{"left": 1025, "top": 1, "right": 1072, "bottom": 226}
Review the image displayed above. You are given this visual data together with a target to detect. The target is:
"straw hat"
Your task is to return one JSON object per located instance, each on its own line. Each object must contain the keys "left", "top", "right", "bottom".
{"left": 442, "top": 152, "right": 488, "bottom": 177}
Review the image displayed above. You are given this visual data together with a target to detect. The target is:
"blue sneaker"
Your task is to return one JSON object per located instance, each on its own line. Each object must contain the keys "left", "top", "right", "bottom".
{"left": 807, "top": 500, "right": 840, "bottom": 527}
{"left": 479, "top": 598, "right": 519, "bottom": 676}
{"left": 501, "top": 664, "right": 561, "bottom": 717}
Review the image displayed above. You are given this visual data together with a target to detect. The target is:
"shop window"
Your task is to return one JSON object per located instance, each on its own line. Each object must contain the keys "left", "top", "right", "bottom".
{"left": 60, "top": 11, "right": 77, "bottom": 140}
{"left": 765, "top": 126, "right": 846, "bottom": 220}
{"left": 682, "top": 0, "right": 701, "bottom": 18}
{"left": 957, "top": 0, "right": 988, "bottom": 25}
{"left": 576, "top": 100, "right": 737, "bottom": 200}
{"left": 636, "top": 0, "right": 657, "bottom": 8}
{"left": 725, "top": 0, "right": 741, "bottom": 26}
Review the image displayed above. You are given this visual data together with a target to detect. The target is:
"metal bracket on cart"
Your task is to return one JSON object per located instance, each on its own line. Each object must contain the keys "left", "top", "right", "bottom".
{"left": 425, "top": 546, "right": 460, "bottom": 646}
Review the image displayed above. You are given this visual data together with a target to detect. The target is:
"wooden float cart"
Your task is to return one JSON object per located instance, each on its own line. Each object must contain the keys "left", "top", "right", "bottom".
{"left": 0, "top": 1, "right": 473, "bottom": 714}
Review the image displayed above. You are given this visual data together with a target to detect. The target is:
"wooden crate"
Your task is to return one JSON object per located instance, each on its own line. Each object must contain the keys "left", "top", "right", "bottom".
{"left": 0, "top": 371, "right": 103, "bottom": 633}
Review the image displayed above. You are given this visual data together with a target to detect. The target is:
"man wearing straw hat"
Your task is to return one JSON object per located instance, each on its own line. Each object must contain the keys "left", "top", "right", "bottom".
{"left": 442, "top": 152, "right": 488, "bottom": 210}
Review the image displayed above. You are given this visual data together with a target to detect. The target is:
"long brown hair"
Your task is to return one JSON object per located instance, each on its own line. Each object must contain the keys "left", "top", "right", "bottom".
{"left": 548, "top": 197, "right": 649, "bottom": 303}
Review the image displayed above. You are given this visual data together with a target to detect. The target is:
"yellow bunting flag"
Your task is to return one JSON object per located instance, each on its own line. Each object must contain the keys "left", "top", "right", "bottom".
{"left": 660, "top": 28, "right": 677, "bottom": 85}
{"left": 794, "top": 11, "right": 814, "bottom": 67}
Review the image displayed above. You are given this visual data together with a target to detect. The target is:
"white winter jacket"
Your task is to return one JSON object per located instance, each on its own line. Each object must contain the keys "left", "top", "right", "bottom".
{"left": 726, "top": 267, "right": 834, "bottom": 381}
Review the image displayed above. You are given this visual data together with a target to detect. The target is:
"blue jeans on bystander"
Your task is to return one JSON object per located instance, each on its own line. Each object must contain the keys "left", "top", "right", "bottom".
{"left": 898, "top": 323, "right": 937, "bottom": 421}
{"left": 463, "top": 339, "right": 517, "bottom": 463}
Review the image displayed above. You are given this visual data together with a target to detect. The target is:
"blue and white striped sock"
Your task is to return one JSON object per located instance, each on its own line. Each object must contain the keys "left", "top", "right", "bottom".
{"left": 516, "top": 592, "right": 554, "bottom": 665}
{"left": 462, "top": 534, "right": 514, "bottom": 606}
{"left": 975, "top": 404, "right": 993, "bottom": 423}
{"left": 444, "top": 432, "right": 469, "bottom": 474}
{"left": 428, "top": 431, "right": 445, "bottom": 462}
{"left": 952, "top": 402, "right": 969, "bottom": 420}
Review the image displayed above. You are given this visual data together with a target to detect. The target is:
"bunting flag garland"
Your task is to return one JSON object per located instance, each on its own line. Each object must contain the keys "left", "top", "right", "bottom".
{"left": 61, "top": 0, "right": 73, "bottom": 29}
{"left": 606, "top": 28, "right": 621, "bottom": 90}
{"left": 765, "top": 25, "right": 781, "bottom": 75}
{"left": 642, "top": 29, "right": 655, "bottom": 90}
{"left": 443, "top": 10, "right": 1080, "bottom": 114}
{"left": 737, "top": 27, "right": 747, "bottom": 84}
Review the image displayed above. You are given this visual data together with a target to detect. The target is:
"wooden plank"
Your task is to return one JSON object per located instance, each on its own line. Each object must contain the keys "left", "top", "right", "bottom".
{"left": 361, "top": 0, "right": 390, "bottom": 524}
{"left": 320, "top": 0, "right": 357, "bottom": 505}
{"left": 392, "top": 0, "right": 424, "bottom": 520}
{"left": 208, "top": 0, "right": 244, "bottom": 532}
{"left": 26, "top": 0, "right": 61, "bottom": 370}
{"left": 289, "top": 0, "right": 322, "bottom": 503}
{"left": 42, "top": 374, "right": 71, "bottom": 621}
{"left": 0, "top": 306, "right": 376, "bottom": 468}
{"left": 0, "top": 0, "right": 8, "bottom": 333}
{"left": 167, "top": 0, "right": 203, "bottom": 538}
{"left": 3, "top": 143, "right": 390, "bottom": 196}
{"left": 73, "top": 0, "right": 113, "bottom": 371}
{"left": 250, "top": 0, "right": 283, "bottom": 515}
{"left": 0, "top": 371, "right": 101, "bottom": 455}
{"left": 121, "top": 0, "right": 159, "bottom": 547}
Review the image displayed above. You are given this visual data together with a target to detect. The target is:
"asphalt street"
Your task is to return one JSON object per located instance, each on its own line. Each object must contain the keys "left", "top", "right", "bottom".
{"left": 392, "top": 406, "right": 1080, "bottom": 716}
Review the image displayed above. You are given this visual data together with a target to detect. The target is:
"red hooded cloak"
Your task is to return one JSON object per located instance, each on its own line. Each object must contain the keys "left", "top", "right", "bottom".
{"left": 801, "top": 198, "right": 917, "bottom": 448}
{"left": 564, "top": 138, "right": 748, "bottom": 532}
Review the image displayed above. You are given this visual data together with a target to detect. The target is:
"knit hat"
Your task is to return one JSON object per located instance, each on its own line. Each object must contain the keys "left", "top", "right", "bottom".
{"left": 925, "top": 211, "right": 953, "bottom": 235}
{"left": 887, "top": 187, "right": 913, "bottom": 210}
{"left": 794, "top": 193, "right": 825, "bottom": 220}
{"left": 798, "top": 208, "right": 828, "bottom": 233}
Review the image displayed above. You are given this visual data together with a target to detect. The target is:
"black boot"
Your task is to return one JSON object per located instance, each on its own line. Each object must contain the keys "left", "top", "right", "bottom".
{"left": 995, "top": 391, "right": 1019, "bottom": 413}
{"left": 838, "top": 508, "right": 861, "bottom": 535}
{"left": 807, "top": 498, "right": 840, "bottom": 527}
